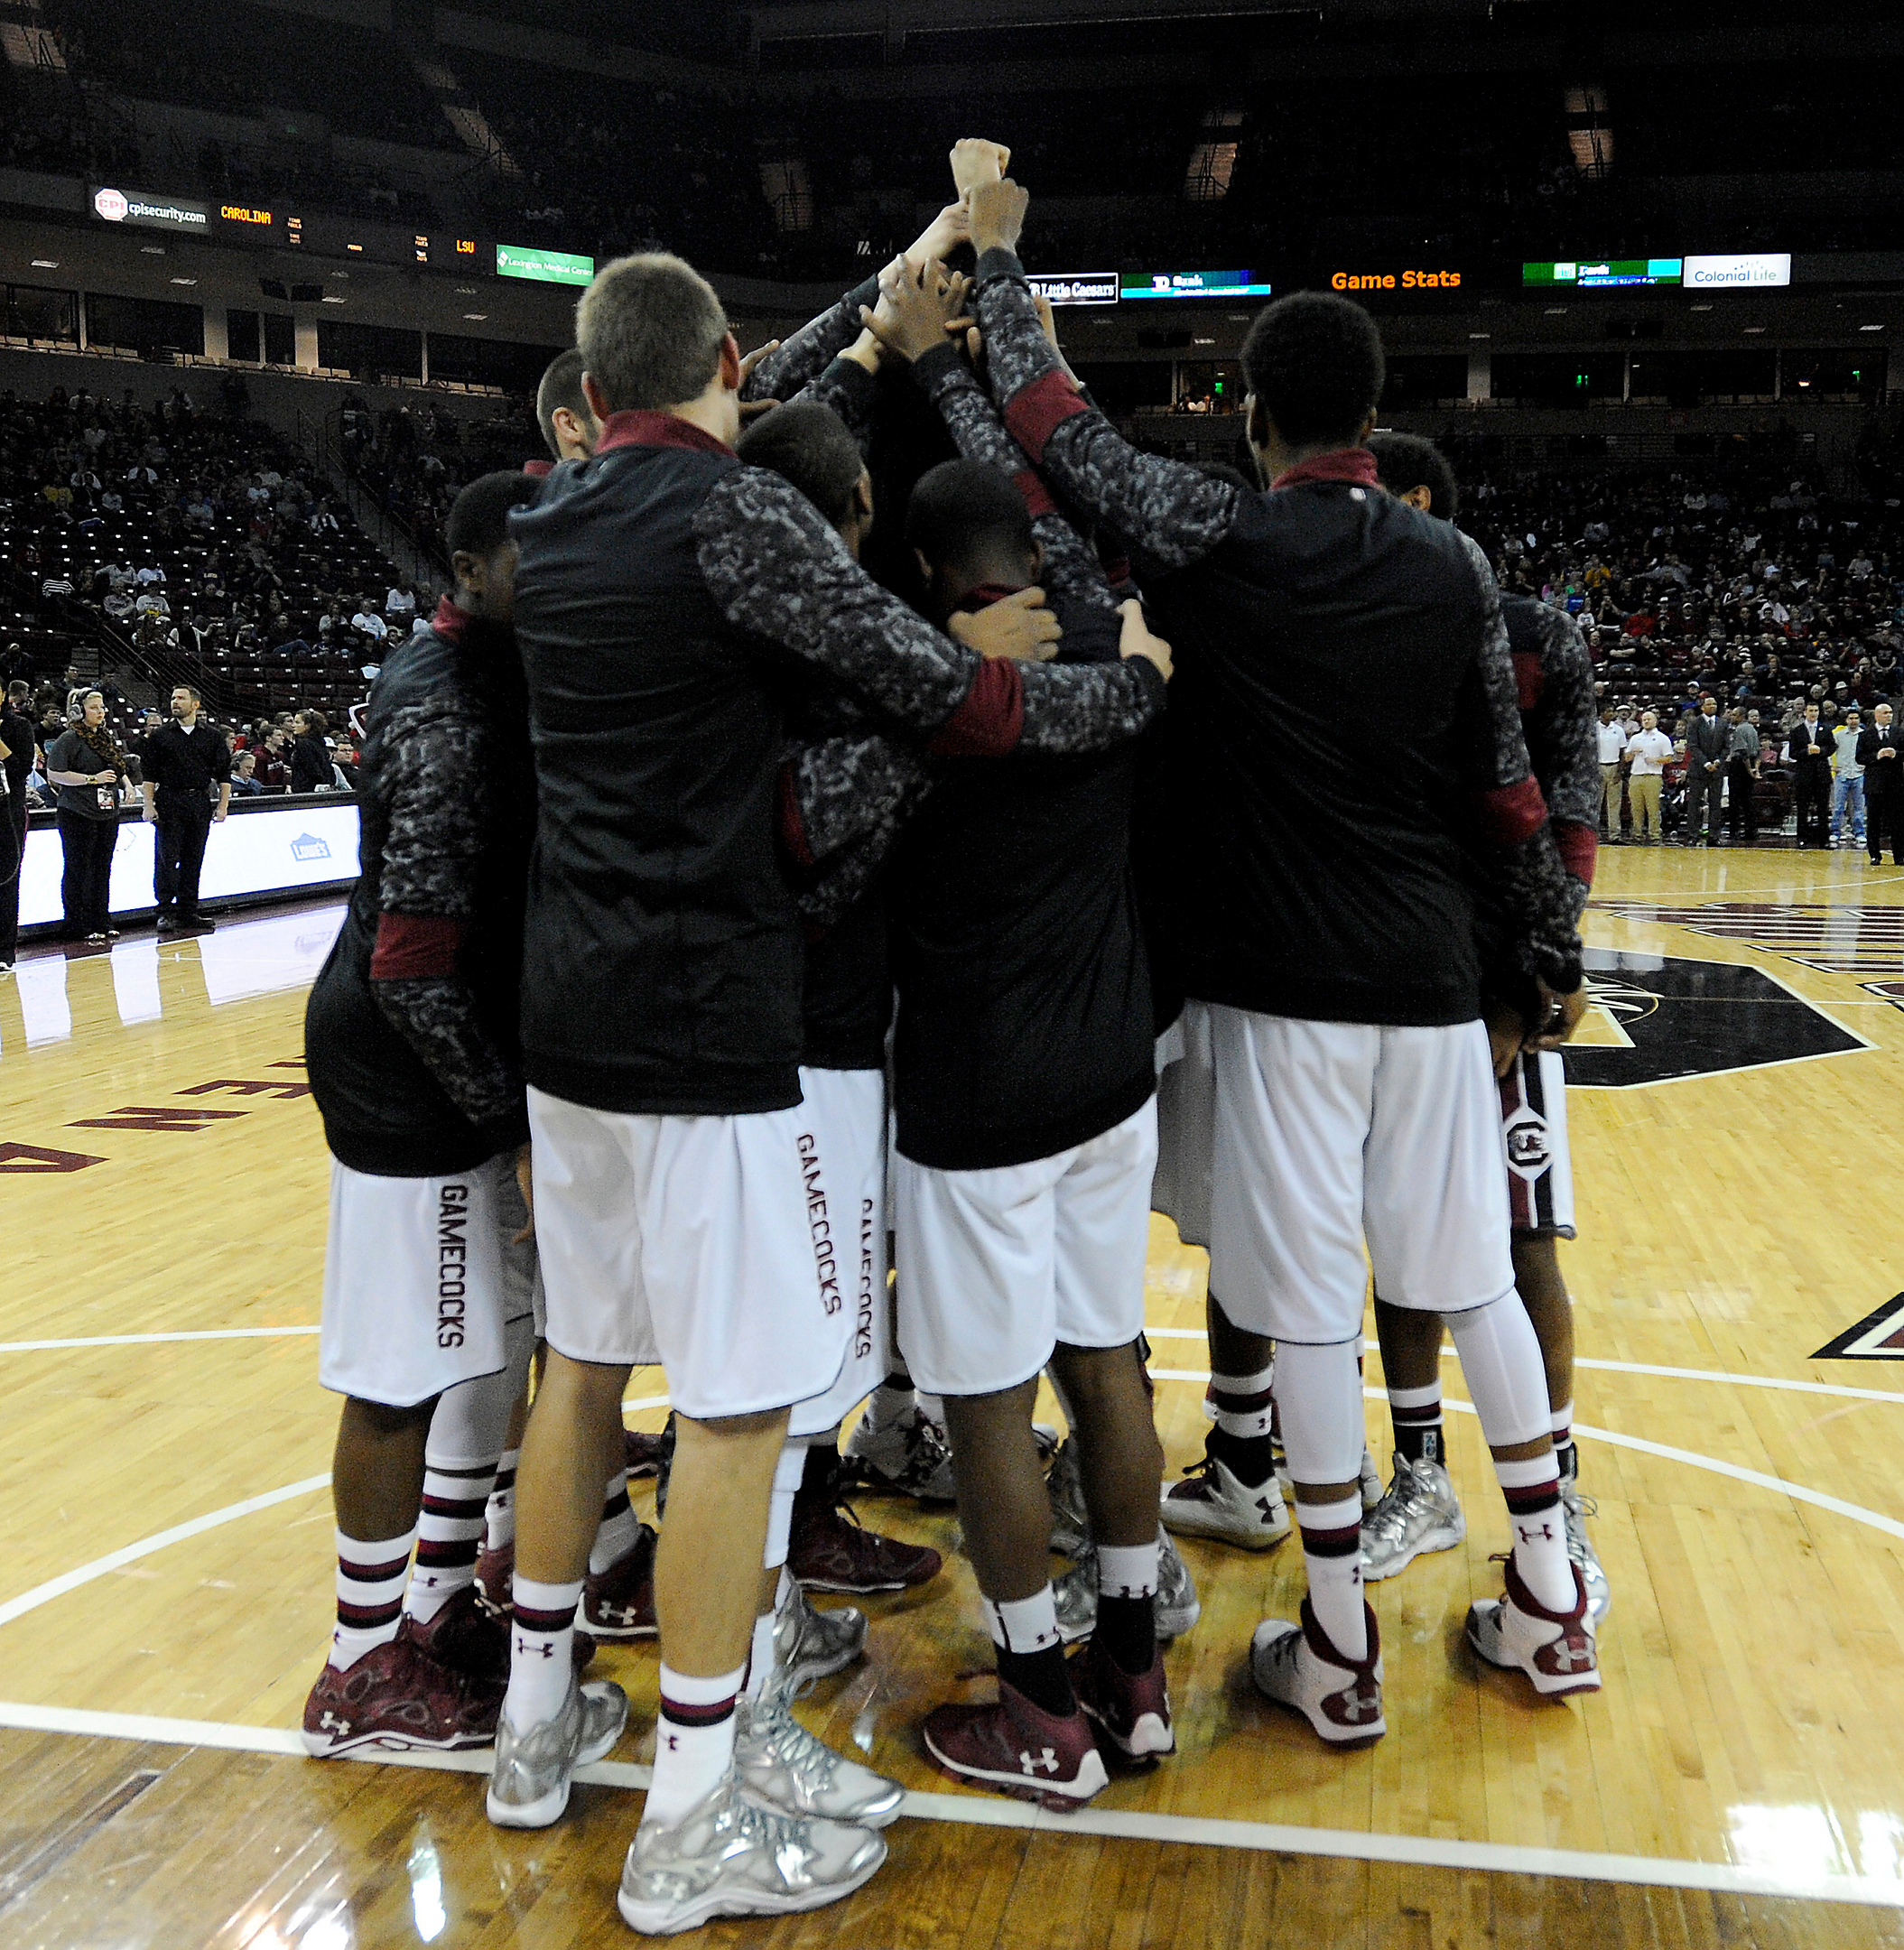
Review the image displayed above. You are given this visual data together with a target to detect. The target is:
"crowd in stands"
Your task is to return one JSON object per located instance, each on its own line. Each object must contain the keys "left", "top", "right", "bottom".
{"left": 4, "top": 4, "right": 1891, "bottom": 287}
{"left": 1, "top": 380, "right": 417, "bottom": 759}
{"left": 338, "top": 395, "right": 537, "bottom": 570}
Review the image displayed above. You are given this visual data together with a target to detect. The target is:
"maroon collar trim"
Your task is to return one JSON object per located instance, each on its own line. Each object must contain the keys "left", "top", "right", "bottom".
{"left": 594, "top": 410, "right": 734, "bottom": 459}
{"left": 1270, "top": 449, "right": 1380, "bottom": 492}
{"left": 430, "top": 594, "right": 470, "bottom": 645}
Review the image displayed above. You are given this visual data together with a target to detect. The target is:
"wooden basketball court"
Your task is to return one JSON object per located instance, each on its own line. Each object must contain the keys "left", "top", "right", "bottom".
{"left": 5, "top": 845, "right": 1904, "bottom": 1948}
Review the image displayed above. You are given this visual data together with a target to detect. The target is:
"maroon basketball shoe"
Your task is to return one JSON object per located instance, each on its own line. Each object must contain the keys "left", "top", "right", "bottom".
{"left": 787, "top": 1494, "right": 942, "bottom": 1594}
{"left": 473, "top": 1538, "right": 513, "bottom": 1618}
{"left": 1071, "top": 1635, "right": 1175, "bottom": 1761}
{"left": 401, "top": 1584, "right": 593, "bottom": 1685}
{"left": 922, "top": 1680, "right": 1109, "bottom": 1808}
{"left": 301, "top": 1634, "right": 502, "bottom": 1757}
{"left": 582, "top": 1522, "right": 659, "bottom": 1639}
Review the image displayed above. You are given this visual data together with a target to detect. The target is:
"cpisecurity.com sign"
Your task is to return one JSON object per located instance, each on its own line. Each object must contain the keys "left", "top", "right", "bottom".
{"left": 91, "top": 186, "right": 209, "bottom": 233}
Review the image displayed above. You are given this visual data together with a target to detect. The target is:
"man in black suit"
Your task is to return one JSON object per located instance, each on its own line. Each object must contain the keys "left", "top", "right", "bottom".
{"left": 1682, "top": 693, "right": 1728, "bottom": 844}
{"left": 1859, "top": 701, "right": 1904, "bottom": 865}
{"left": 1788, "top": 703, "right": 1833, "bottom": 848}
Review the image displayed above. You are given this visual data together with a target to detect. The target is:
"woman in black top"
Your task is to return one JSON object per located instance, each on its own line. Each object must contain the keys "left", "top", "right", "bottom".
{"left": 289, "top": 708, "right": 334, "bottom": 794}
{"left": 44, "top": 691, "right": 126, "bottom": 942}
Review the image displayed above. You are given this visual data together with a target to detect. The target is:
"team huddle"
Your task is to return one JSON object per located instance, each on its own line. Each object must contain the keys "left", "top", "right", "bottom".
{"left": 300, "top": 142, "right": 1607, "bottom": 1936}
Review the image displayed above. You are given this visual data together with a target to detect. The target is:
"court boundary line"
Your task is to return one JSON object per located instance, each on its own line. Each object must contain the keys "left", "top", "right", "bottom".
{"left": 1142, "top": 1331, "right": 1904, "bottom": 1407}
{"left": 0, "top": 1699, "right": 1899, "bottom": 1909}
{"left": 0, "top": 1326, "right": 321, "bottom": 1354}
{"left": 14, "top": 1327, "right": 1904, "bottom": 1412}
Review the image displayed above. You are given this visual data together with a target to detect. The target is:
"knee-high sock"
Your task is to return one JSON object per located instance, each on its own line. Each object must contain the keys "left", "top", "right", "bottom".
{"left": 1271, "top": 1338, "right": 1370, "bottom": 1660}
{"left": 1446, "top": 1295, "right": 1575, "bottom": 1613}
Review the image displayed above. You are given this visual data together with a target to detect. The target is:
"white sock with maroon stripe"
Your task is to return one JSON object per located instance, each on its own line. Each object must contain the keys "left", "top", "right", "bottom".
{"left": 590, "top": 1470, "right": 642, "bottom": 1574}
{"left": 505, "top": 1575, "right": 583, "bottom": 1732}
{"left": 1211, "top": 1362, "right": 1277, "bottom": 1440}
{"left": 1294, "top": 1494, "right": 1366, "bottom": 1662}
{"left": 648, "top": 1664, "right": 746, "bottom": 1828}
{"left": 1495, "top": 1454, "right": 1574, "bottom": 1612}
{"left": 484, "top": 1447, "right": 520, "bottom": 1553}
{"left": 330, "top": 1526, "right": 415, "bottom": 1669}
{"left": 406, "top": 1460, "right": 497, "bottom": 1622}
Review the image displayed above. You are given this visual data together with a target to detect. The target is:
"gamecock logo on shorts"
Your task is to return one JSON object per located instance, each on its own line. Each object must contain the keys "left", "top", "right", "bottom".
{"left": 1501, "top": 1110, "right": 1551, "bottom": 1178}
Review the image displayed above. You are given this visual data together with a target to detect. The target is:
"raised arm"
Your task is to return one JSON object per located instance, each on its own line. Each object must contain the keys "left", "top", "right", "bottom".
{"left": 695, "top": 464, "right": 1165, "bottom": 759}
{"left": 367, "top": 701, "right": 524, "bottom": 1138}
{"left": 964, "top": 183, "right": 1240, "bottom": 572}
{"left": 742, "top": 200, "right": 975, "bottom": 404}
{"left": 739, "top": 278, "right": 883, "bottom": 405}
{"left": 910, "top": 338, "right": 1117, "bottom": 621}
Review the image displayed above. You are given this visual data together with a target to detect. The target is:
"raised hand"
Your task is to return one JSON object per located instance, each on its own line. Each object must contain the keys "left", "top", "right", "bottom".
{"left": 950, "top": 138, "right": 1011, "bottom": 198}
{"left": 736, "top": 337, "right": 783, "bottom": 420}
{"left": 862, "top": 257, "right": 968, "bottom": 365}
{"left": 906, "top": 201, "right": 972, "bottom": 274}
{"left": 968, "top": 179, "right": 1030, "bottom": 256}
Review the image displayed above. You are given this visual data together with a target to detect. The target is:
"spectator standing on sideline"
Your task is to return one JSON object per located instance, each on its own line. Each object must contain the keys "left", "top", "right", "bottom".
{"left": 44, "top": 691, "right": 125, "bottom": 942}
{"left": 1725, "top": 706, "right": 1760, "bottom": 847}
{"left": 290, "top": 710, "right": 334, "bottom": 793}
{"left": 138, "top": 683, "right": 232, "bottom": 933}
{"left": 1788, "top": 703, "right": 1833, "bottom": 848}
{"left": 1832, "top": 709, "right": 1867, "bottom": 851}
{"left": 1596, "top": 708, "right": 1624, "bottom": 840}
{"left": 0, "top": 678, "right": 37, "bottom": 968}
{"left": 1681, "top": 696, "right": 1728, "bottom": 845}
{"left": 1623, "top": 711, "right": 1672, "bottom": 844}
{"left": 1859, "top": 703, "right": 1904, "bottom": 865}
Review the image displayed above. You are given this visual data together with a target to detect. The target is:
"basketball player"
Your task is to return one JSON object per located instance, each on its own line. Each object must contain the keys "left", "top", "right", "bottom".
{"left": 533, "top": 348, "right": 600, "bottom": 473}
{"left": 300, "top": 472, "right": 627, "bottom": 1765}
{"left": 968, "top": 178, "right": 1599, "bottom": 1744}
{"left": 1360, "top": 433, "right": 1609, "bottom": 1625}
{"left": 495, "top": 251, "right": 1168, "bottom": 1931}
{"left": 868, "top": 273, "right": 1203, "bottom": 1652}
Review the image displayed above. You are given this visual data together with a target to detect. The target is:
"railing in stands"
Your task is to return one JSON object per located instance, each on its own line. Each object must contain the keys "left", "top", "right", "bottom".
{"left": 297, "top": 408, "right": 442, "bottom": 596}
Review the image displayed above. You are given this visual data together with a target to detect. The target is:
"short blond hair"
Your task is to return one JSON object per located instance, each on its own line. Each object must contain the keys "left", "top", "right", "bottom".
{"left": 576, "top": 253, "right": 727, "bottom": 414}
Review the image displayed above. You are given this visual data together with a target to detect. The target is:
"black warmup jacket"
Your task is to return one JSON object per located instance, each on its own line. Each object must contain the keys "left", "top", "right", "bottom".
{"left": 509, "top": 410, "right": 1165, "bottom": 1119}
{"left": 889, "top": 587, "right": 1152, "bottom": 1171}
{"left": 306, "top": 606, "right": 533, "bottom": 1176}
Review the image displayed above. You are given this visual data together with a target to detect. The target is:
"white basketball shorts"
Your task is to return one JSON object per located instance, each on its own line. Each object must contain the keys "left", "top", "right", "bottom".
{"left": 526, "top": 1085, "right": 850, "bottom": 1423}
{"left": 1151, "top": 998, "right": 1216, "bottom": 1250}
{"left": 319, "top": 1149, "right": 534, "bottom": 1407}
{"left": 788, "top": 1066, "right": 891, "bottom": 1440}
{"left": 1207, "top": 1008, "right": 1515, "bottom": 1345}
{"left": 1500, "top": 1049, "right": 1576, "bottom": 1240}
{"left": 893, "top": 1098, "right": 1157, "bottom": 1398}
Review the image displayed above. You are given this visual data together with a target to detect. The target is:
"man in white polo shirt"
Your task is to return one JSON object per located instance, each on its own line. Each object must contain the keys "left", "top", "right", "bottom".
{"left": 1596, "top": 707, "right": 1626, "bottom": 839}
{"left": 1623, "top": 710, "right": 1672, "bottom": 844}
